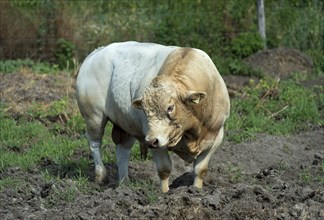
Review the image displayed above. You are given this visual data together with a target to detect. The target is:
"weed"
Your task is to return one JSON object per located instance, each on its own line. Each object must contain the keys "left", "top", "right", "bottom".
{"left": 227, "top": 164, "right": 243, "bottom": 183}
{"left": 282, "top": 144, "right": 292, "bottom": 155}
{"left": 299, "top": 170, "right": 312, "bottom": 183}
{"left": 127, "top": 179, "right": 159, "bottom": 203}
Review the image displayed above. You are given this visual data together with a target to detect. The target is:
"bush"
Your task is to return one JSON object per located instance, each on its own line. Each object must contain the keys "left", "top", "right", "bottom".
{"left": 229, "top": 32, "right": 264, "bottom": 59}
{"left": 54, "top": 39, "right": 76, "bottom": 70}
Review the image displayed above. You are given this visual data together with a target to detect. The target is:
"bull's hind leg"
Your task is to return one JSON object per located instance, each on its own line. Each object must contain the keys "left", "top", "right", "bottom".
{"left": 84, "top": 114, "right": 108, "bottom": 184}
{"left": 112, "top": 124, "right": 135, "bottom": 184}
{"left": 151, "top": 148, "right": 172, "bottom": 193}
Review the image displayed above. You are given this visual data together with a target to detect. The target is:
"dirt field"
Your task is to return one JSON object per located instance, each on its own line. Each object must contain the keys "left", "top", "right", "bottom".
{"left": 0, "top": 49, "right": 323, "bottom": 219}
{"left": 1, "top": 128, "right": 323, "bottom": 219}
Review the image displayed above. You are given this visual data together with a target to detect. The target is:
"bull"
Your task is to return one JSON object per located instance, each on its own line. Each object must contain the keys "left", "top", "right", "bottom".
{"left": 76, "top": 41, "right": 230, "bottom": 192}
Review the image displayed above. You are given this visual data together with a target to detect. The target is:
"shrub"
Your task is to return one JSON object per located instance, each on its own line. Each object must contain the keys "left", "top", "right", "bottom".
{"left": 53, "top": 39, "right": 76, "bottom": 70}
{"left": 229, "top": 32, "right": 264, "bottom": 59}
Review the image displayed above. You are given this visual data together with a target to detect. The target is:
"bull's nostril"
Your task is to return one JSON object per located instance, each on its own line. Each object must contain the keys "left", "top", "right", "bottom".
{"left": 152, "top": 138, "right": 158, "bottom": 147}
{"left": 146, "top": 137, "right": 159, "bottom": 148}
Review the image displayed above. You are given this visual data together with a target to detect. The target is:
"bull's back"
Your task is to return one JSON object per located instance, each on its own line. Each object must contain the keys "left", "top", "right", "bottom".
{"left": 76, "top": 42, "right": 177, "bottom": 136}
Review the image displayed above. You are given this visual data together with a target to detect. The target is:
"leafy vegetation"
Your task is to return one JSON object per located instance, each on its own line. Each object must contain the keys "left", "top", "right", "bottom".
{"left": 53, "top": 38, "right": 76, "bottom": 70}
{"left": 228, "top": 32, "right": 265, "bottom": 59}
{"left": 1, "top": 0, "right": 322, "bottom": 74}
{"left": 226, "top": 77, "right": 323, "bottom": 142}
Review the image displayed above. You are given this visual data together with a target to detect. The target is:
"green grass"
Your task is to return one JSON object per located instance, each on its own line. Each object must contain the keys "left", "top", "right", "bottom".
{"left": 0, "top": 177, "right": 20, "bottom": 191}
{"left": 126, "top": 179, "right": 159, "bottom": 203}
{"left": 226, "top": 77, "right": 323, "bottom": 142}
{"left": 227, "top": 164, "right": 244, "bottom": 183}
{"left": 0, "top": 59, "right": 59, "bottom": 74}
{"left": 42, "top": 170, "right": 91, "bottom": 207}
{"left": 298, "top": 165, "right": 324, "bottom": 184}
{"left": 0, "top": 116, "right": 88, "bottom": 171}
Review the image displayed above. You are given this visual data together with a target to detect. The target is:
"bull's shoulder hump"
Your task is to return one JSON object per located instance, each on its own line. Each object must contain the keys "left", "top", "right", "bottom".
{"left": 106, "top": 41, "right": 178, "bottom": 54}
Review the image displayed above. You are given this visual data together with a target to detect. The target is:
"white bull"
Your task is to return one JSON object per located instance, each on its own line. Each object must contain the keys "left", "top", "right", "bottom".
{"left": 76, "top": 41, "right": 230, "bottom": 192}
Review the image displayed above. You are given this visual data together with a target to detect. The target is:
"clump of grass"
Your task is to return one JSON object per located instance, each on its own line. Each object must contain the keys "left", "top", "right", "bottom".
{"left": 0, "top": 115, "right": 88, "bottom": 171}
{"left": 27, "top": 96, "right": 85, "bottom": 136}
{"left": 227, "top": 77, "right": 323, "bottom": 142}
{"left": 227, "top": 164, "right": 244, "bottom": 183}
{"left": 42, "top": 170, "right": 91, "bottom": 208}
{"left": 0, "top": 177, "right": 20, "bottom": 192}
{"left": 126, "top": 179, "right": 159, "bottom": 203}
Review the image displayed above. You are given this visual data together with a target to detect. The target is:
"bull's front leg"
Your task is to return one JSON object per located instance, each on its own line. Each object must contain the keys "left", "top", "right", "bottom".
{"left": 193, "top": 150, "right": 211, "bottom": 188}
{"left": 151, "top": 148, "right": 172, "bottom": 193}
{"left": 193, "top": 127, "right": 224, "bottom": 188}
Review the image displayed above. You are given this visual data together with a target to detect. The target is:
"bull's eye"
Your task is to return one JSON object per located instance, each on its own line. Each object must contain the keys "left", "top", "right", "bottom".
{"left": 166, "top": 104, "right": 175, "bottom": 121}
{"left": 167, "top": 104, "right": 174, "bottom": 114}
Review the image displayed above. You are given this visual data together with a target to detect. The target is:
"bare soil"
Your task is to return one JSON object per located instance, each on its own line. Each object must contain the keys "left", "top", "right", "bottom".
{"left": 0, "top": 49, "right": 323, "bottom": 219}
{"left": 244, "top": 48, "right": 314, "bottom": 78}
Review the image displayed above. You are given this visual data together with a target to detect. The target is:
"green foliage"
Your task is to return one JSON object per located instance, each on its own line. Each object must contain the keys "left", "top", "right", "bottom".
{"left": 307, "top": 49, "right": 324, "bottom": 75}
{"left": 152, "top": 1, "right": 224, "bottom": 55}
{"left": 265, "top": 0, "right": 323, "bottom": 73}
{"left": 229, "top": 32, "right": 264, "bottom": 59}
{"left": 228, "top": 59, "right": 263, "bottom": 77}
{"left": 227, "top": 78, "right": 323, "bottom": 142}
{"left": 266, "top": 0, "right": 323, "bottom": 51}
{"left": 9, "top": 0, "right": 39, "bottom": 7}
{"left": 3, "top": 0, "right": 323, "bottom": 72}
{"left": 0, "top": 59, "right": 58, "bottom": 74}
{"left": 0, "top": 59, "right": 33, "bottom": 73}
{"left": 54, "top": 38, "right": 76, "bottom": 70}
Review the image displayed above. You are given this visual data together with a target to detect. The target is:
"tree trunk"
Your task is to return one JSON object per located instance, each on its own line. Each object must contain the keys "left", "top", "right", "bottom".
{"left": 257, "top": 0, "right": 266, "bottom": 49}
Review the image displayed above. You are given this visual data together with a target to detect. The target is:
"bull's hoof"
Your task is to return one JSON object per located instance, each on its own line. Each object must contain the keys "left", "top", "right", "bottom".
{"left": 160, "top": 179, "right": 170, "bottom": 193}
{"left": 193, "top": 177, "right": 203, "bottom": 189}
{"left": 95, "top": 165, "right": 107, "bottom": 184}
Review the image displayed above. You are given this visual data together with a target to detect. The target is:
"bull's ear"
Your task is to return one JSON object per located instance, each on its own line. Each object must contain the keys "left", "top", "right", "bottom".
{"left": 185, "top": 91, "right": 207, "bottom": 104}
{"left": 132, "top": 98, "right": 143, "bottom": 109}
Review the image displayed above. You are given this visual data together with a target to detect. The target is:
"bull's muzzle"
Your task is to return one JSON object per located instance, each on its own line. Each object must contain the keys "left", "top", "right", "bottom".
{"left": 145, "top": 136, "right": 159, "bottom": 148}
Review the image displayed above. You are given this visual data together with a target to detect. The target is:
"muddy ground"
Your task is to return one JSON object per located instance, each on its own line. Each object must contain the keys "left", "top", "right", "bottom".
{"left": 0, "top": 48, "right": 324, "bottom": 219}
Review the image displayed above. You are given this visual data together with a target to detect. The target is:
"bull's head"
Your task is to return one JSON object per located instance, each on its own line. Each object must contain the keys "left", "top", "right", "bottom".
{"left": 132, "top": 79, "right": 206, "bottom": 149}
